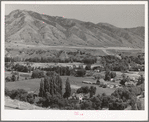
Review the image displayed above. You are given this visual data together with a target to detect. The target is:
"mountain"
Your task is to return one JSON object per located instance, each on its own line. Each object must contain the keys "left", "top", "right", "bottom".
{"left": 5, "top": 9, "right": 144, "bottom": 48}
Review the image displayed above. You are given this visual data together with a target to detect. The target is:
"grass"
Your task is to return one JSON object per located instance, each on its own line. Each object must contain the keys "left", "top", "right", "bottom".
{"left": 5, "top": 71, "right": 117, "bottom": 96}
{"left": 5, "top": 70, "right": 143, "bottom": 96}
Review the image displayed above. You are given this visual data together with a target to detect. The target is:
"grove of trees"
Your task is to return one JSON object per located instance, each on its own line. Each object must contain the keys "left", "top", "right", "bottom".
{"left": 101, "top": 54, "right": 144, "bottom": 72}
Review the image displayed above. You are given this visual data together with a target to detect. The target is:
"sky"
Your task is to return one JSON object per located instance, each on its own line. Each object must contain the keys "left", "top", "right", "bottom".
{"left": 5, "top": 4, "right": 145, "bottom": 28}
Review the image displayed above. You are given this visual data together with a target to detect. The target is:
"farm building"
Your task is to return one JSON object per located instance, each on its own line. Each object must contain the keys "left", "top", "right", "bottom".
{"left": 91, "top": 64, "right": 104, "bottom": 71}
{"left": 82, "top": 81, "right": 93, "bottom": 84}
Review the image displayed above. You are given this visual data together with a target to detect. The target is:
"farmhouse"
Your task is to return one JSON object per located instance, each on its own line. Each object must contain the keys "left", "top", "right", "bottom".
{"left": 91, "top": 64, "right": 103, "bottom": 71}
{"left": 82, "top": 81, "right": 92, "bottom": 84}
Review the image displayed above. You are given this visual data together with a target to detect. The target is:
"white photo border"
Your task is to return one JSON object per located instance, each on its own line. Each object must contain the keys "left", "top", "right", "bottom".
{"left": 1, "top": 1, "right": 148, "bottom": 121}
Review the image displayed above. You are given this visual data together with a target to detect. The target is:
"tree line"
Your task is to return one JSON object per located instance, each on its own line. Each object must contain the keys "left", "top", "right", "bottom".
{"left": 5, "top": 56, "right": 97, "bottom": 64}
{"left": 101, "top": 54, "right": 144, "bottom": 72}
{"left": 5, "top": 70, "right": 144, "bottom": 110}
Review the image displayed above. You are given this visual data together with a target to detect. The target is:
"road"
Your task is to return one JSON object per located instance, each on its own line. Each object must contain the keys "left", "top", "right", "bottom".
{"left": 6, "top": 43, "right": 143, "bottom": 51}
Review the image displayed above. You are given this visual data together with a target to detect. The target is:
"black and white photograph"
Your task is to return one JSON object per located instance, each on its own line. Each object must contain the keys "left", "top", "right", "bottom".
{"left": 1, "top": 1, "right": 148, "bottom": 121}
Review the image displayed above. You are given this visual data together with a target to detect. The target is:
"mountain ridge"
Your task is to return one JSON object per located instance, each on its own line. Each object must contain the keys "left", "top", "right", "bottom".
{"left": 5, "top": 9, "right": 145, "bottom": 48}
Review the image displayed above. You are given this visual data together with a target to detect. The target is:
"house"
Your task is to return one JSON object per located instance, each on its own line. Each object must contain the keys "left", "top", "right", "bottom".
{"left": 91, "top": 64, "right": 104, "bottom": 71}
{"left": 82, "top": 81, "right": 92, "bottom": 84}
{"left": 71, "top": 92, "right": 90, "bottom": 102}
{"left": 125, "top": 81, "right": 135, "bottom": 86}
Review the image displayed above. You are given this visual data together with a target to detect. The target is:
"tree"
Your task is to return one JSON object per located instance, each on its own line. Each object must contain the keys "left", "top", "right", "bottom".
{"left": 27, "top": 93, "right": 35, "bottom": 104}
{"left": 109, "top": 98, "right": 125, "bottom": 110}
{"left": 76, "top": 86, "right": 90, "bottom": 94}
{"left": 137, "top": 75, "right": 144, "bottom": 85}
{"left": 31, "top": 69, "right": 44, "bottom": 78}
{"left": 39, "top": 79, "right": 45, "bottom": 97}
{"left": 105, "top": 70, "right": 111, "bottom": 81}
{"left": 90, "top": 86, "right": 96, "bottom": 98}
{"left": 85, "top": 64, "right": 91, "bottom": 70}
{"left": 111, "top": 72, "right": 116, "bottom": 78}
{"left": 9, "top": 89, "right": 28, "bottom": 102}
{"left": 63, "top": 78, "right": 71, "bottom": 99}
{"left": 120, "top": 73, "right": 127, "bottom": 86}
{"left": 91, "top": 96, "right": 102, "bottom": 110}
{"left": 5, "top": 76, "right": 11, "bottom": 82}
{"left": 96, "top": 79, "right": 100, "bottom": 85}
{"left": 11, "top": 74, "right": 16, "bottom": 82}
{"left": 101, "top": 94, "right": 110, "bottom": 108}
{"left": 39, "top": 71, "right": 63, "bottom": 97}
{"left": 81, "top": 100, "right": 94, "bottom": 110}
{"left": 75, "top": 69, "right": 86, "bottom": 77}
{"left": 130, "top": 96, "right": 137, "bottom": 110}
{"left": 5, "top": 87, "right": 11, "bottom": 96}
{"left": 126, "top": 76, "right": 130, "bottom": 82}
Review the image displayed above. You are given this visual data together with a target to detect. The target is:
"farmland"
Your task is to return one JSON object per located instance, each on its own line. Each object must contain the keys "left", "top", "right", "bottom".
{"left": 5, "top": 43, "right": 145, "bottom": 110}
{"left": 5, "top": 71, "right": 117, "bottom": 96}
{"left": 5, "top": 70, "right": 143, "bottom": 96}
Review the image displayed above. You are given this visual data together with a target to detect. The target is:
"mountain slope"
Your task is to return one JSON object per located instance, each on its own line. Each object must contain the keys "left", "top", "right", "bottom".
{"left": 5, "top": 9, "right": 144, "bottom": 48}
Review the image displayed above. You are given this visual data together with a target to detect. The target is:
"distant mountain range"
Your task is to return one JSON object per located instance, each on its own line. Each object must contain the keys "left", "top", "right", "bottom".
{"left": 5, "top": 9, "right": 144, "bottom": 48}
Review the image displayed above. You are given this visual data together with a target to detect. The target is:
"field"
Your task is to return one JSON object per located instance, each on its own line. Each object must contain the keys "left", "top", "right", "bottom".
{"left": 5, "top": 71, "right": 117, "bottom": 96}
{"left": 6, "top": 43, "right": 143, "bottom": 60}
{"left": 5, "top": 69, "right": 143, "bottom": 96}
{"left": 6, "top": 43, "right": 143, "bottom": 51}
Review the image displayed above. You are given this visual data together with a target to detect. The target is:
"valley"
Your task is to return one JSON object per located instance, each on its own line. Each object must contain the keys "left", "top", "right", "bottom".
{"left": 4, "top": 9, "right": 145, "bottom": 111}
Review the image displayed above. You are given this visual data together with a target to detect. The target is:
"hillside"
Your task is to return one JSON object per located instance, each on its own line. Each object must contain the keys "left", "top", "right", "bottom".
{"left": 5, "top": 9, "right": 144, "bottom": 48}
{"left": 5, "top": 96, "right": 47, "bottom": 110}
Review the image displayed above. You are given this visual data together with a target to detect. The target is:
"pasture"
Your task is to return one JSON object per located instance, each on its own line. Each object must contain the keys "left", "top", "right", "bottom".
{"left": 5, "top": 70, "right": 143, "bottom": 96}
{"left": 5, "top": 71, "right": 117, "bottom": 96}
